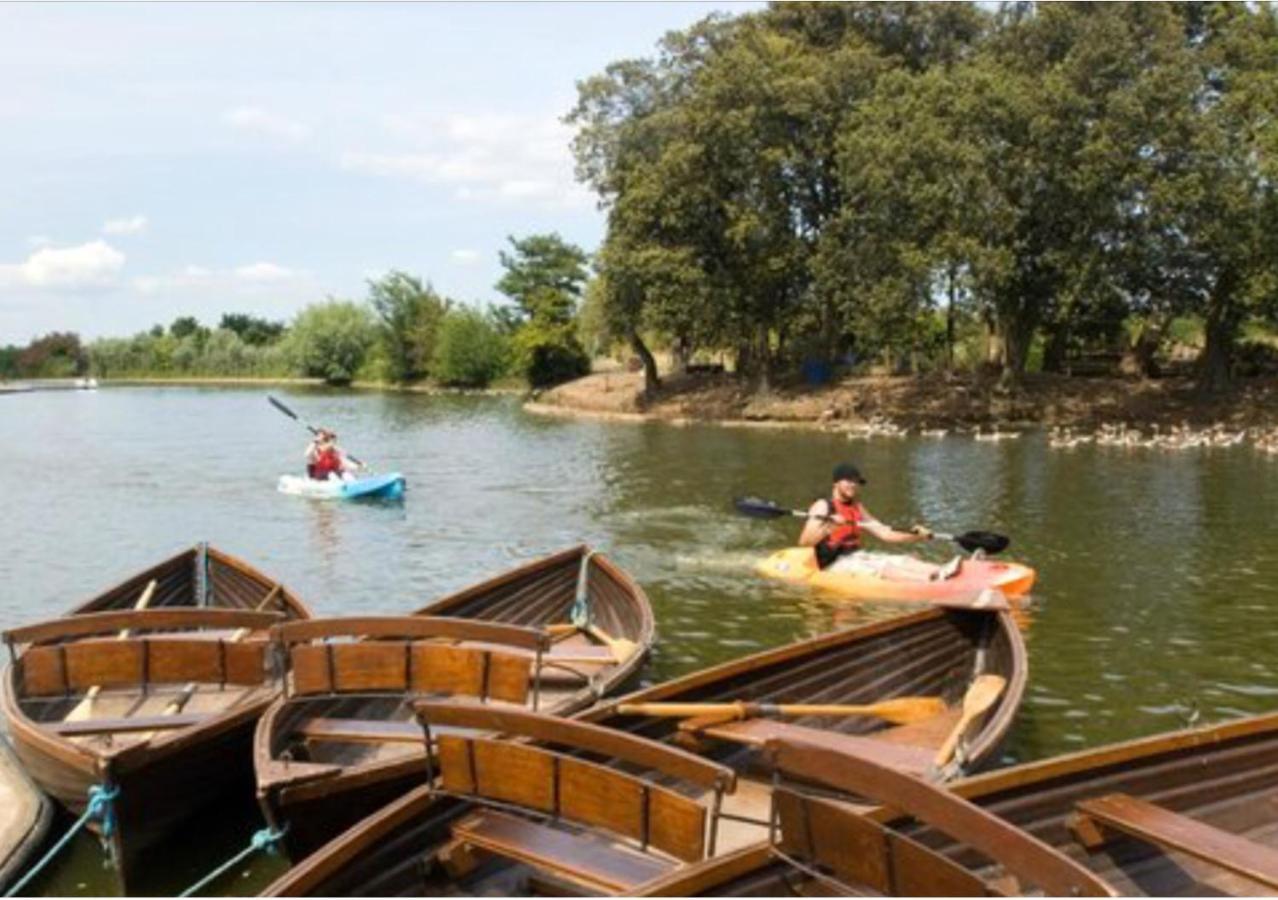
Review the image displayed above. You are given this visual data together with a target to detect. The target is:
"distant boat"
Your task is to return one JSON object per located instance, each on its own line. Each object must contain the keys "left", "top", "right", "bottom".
{"left": 76, "top": 377, "right": 99, "bottom": 390}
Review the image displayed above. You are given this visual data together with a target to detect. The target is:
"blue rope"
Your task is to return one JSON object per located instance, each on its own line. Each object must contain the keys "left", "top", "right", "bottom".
{"left": 177, "top": 826, "right": 285, "bottom": 898}
{"left": 4, "top": 784, "right": 118, "bottom": 897}
{"left": 569, "top": 550, "right": 599, "bottom": 628}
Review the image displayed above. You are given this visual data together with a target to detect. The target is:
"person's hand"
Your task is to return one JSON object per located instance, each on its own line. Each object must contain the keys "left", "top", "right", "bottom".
{"left": 909, "top": 524, "right": 933, "bottom": 540}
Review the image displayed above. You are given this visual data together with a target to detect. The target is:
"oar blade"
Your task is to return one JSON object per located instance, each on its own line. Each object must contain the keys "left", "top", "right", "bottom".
{"left": 953, "top": 530, "right": 1010, "bottom": 555}
{"left": 733, "top": 496, "right": 793, "bottom": 520}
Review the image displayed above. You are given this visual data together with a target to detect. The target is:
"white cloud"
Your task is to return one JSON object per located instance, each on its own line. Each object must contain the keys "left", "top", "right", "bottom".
{"left": 450, "top": 249, "right": 481, "bottom": 266}
{"left": 133, "top": 261, "right": 310, "bottom": 295}
{"left": 341, "top": 112, "right": 593, "bottom": 210}
{"left": 222, "top": 106, "right": 311, "bottom": 143}
{"left": 0, "top": 240, "right": 125, "bottom": 290}
{"left": 102, "top": 215, "right": 148, "bottom": 236}
{"left": 233, "top": 261, "right": 296, "bottom": 282}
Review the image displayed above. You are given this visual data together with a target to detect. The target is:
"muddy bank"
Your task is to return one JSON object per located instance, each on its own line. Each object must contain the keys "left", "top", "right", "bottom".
{"left": 529, "top": 370, "right": 1278, "bottom": 431}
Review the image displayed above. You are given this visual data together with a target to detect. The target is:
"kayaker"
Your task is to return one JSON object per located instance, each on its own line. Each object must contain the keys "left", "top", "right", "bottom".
{"left": 305, "top": 429, "right": 357, "bottom": 481}
{"left": 799, "top": 463, "right": 932, "bottom": 568}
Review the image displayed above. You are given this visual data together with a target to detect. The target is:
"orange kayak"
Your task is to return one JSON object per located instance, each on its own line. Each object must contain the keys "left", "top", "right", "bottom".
{"left": 755, "top": 547, "right": 1036, "bottom": 604}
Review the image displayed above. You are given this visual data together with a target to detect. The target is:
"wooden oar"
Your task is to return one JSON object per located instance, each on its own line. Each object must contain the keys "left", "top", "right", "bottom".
{"left": 64, "top": 579, "right": 157, "bottom": 722}
{"left": 618, "top": 696, "right": 947, "bottom": 726}
{"left": 545, "top": 621, "right": 638, "bottom": 665}
{"left": 934, "top": 674, "right": 1007, "bottom": 766}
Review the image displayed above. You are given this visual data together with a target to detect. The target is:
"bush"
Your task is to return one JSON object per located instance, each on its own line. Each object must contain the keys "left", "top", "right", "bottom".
{"left": 511, "top": 321, "right": 591, "bottom": 389}
{"left": 284, "top": 300, "right": 377, "bottom": 385}
{"left": 432, "top": 308, "right": 510, "bottom": 387}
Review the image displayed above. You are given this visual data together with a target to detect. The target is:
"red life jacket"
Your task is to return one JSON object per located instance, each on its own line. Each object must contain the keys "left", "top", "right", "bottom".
{"left": 818, "top": 496, "right": 864, "bottom": 561}
{"left": 308, "top": 447, "right": 344, "bottom": 480}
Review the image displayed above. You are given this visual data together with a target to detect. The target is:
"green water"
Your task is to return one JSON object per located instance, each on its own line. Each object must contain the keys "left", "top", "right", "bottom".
{"left": 3, "top": 386, "right": 1277, "bottom": 894}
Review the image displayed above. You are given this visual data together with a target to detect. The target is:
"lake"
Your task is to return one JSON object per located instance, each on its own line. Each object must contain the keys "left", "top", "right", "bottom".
{"left": 4, "top": 385, "right": 1277, "bottom": 894}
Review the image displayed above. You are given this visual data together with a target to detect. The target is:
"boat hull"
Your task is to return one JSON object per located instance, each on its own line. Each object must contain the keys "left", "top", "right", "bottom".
{"left": 277, "top": 473, "right": 406, "bottom": 500}
{"left": 756, "top": 546, "right": 1036, "bottom": 601}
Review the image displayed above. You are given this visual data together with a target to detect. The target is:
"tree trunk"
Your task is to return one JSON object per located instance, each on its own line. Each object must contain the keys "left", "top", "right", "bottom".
{"left": 671, "top": 334, "right": 691, "bottom": 375}
{"left": 1119, "top": 320, "right": 1162, "bottom": 379}
{"left": 1041, "top": 323, "right": 1068, "bottom": 374}
{"left": 1197, "top": 301, "right": 1237, "bottom": 395}
{"left": 629, "top": 330, "right": 660, "bottom": 401}
{"left": 755, "top": 323, "right": 773, "bottom": 393}
{"left": 997, "top": 317, "right": 1035, "bottom": 389}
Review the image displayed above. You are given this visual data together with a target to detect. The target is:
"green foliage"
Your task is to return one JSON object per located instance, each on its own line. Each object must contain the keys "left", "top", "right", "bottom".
{"left": 88, "top": 328, "right": 290, "bottom": 378}
{"left": 219, "top": 313, "right": 286, "bottom": 346}
{"left": 13, "top": 332, "right": 87, "bottom": 377}
{"left": 496, "top": 234, "right": 590, "bottom": 325}
{"left": 432, "top": 307, "right": 510, "bottom": 387}
{"left": 283, "top": 300, "right": 377, "bottom": 385}
{"left": 569, "top": 1, "right": 1278, "bottom": 391}
{"left": 367, "top": 271, "right": 451, "bottom": 382}
{"left": 511, "top": 321, "right": 591, "bottom": 389}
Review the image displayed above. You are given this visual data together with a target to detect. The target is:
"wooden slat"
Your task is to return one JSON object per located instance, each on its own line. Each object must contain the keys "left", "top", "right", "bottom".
{"left": 295, "top": 717, "right": 422, "bottom": 744}
{"left": 331, "top": 642, "right": 409, "bottom": 693}
{"left": 147, "top": 639, "right": 222, "bottom": 684}
{"left": 18, "top": 646, "right": 66, "bottom": 696}
{"left": 776, "top": 788, "right": 890, "bottom": 893}
{"left": 48, "top": 712, "right": 207, "bottom": 736}
{"left": 452, "top": 809, "right": 675, "bottom": 893}
{"left": 767, "top": 738, "right": 1117, "bottom": 897}
{"left": 472, "top": 739, "right": 556, "bottom": 813}
{"left": 290, "top": 645, "right": 333, "bottom": 695}
{"left": 7, "top": 608, "right": 284, "bottom": 644}
{"left": 648, "top": 783, "right": 708, "bottom": 863}
{"left": 558, "top": 757, "right": 645, "bottom": 843}
{"left": 1072, "top": 793, "right": 1278, "bottom": 890}
{"left": 418, "top": 701, "right": 733, "bottom": 791}
{"left": 273, "top": 615, "right": 548, "bottom": 652}
{"left": 702, "top": 718, "right": 936, "bottom": 778}
{"left": 486, "top": 651, "right": 532, "bottom": 704}
{"left": 410, "top": 643, "right": 485, "bottom": 696}
{"left": 223, "top": 641, "right": 268, "bottom": 685}
{"left": 64, "top": 639, "right": 144, "bottom": 691}
{"left": 438, "top": 734, "right": 476, "bottom": 794}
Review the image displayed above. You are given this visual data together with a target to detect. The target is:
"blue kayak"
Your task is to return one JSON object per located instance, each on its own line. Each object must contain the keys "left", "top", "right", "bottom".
{"left": 278, "top": 472, "right": 406, "bottom": 500}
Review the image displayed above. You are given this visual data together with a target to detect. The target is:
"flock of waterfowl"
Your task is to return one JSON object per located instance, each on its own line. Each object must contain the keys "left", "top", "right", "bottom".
{"left": 844, "top": 415, "right": 1278, "bottom": 454}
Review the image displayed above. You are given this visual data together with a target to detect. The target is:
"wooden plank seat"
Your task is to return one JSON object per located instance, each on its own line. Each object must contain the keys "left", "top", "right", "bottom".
{"left": 695, "top": 718, "right": 938, "bottom": 779}
{"left": 48, "top": 711, "right": 208, "bottom": 737}
{"left": 451, "top": 809, "right": 677, "bottom": 893}
{"left": 418, "top": 701, "right": 736, "bottom": 891}
{"left": 294, "top": 716, "right": 423, "bottom": 745}
{"left": 1070, "top": 793, "right": 1278, "bottom": 890}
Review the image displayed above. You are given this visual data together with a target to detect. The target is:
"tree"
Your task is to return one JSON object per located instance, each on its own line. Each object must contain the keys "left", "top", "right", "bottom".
{"left": 285, "top": 300, "right": 377, "bottom": 385}
{"left": 432, "top": 307, "right": 510, "bottom": 387}
{"left": 367, "top": 271, "right": 451, "bottom": 383}
{"left": 496, "top": 234, "right": 592, "bottom": 387}
{"left": 17, "top": 332, "right": 86, "bottom": 377}
{"left": 219, "top": 313, "right": 286, "bottom": 346}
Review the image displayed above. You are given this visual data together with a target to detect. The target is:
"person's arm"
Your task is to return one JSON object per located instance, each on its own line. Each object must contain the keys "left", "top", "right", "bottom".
{"left": 305, "top": 441, "right": 320, "bottom": 463}
{"left": 798, "top": 500, "right": 835, "bottom": 547}
{"left": 860, "top": 509, "right": 932, "bottom": 544}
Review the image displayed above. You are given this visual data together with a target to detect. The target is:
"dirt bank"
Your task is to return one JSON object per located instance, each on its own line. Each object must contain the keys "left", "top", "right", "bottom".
{"left": 529, "top": 370, "right": 1278, "bottom": 431}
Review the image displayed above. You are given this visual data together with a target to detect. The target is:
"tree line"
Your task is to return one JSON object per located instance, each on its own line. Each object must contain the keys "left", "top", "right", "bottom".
{"left": 2, "top": 235, "right": 592, "bottom": 389}
{"left": 569, "top": 2, "right": 1278, "bottom": 394}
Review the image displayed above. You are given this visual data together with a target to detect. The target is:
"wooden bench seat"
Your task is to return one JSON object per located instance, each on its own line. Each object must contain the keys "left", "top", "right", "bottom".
{"left": 698, "top": 719, "right": 937, "bottom": 778}
{"left": 451, "top": 809, "right": 676, "bottom": 893}
{"left": 295, "top": 717, "right": 423, "bottom": 744}
{"left": 1071, "top": 793, "right": 1278, "bottom": 890}
{"left": 48, "top": 711, "right": 208, "bottom": 737}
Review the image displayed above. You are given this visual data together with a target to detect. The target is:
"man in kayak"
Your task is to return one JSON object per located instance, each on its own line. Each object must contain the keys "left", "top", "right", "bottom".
{"left": 799, "top": 463, "right": 932, "bottom": 569}
{"left": 305, "top": 429, "right": 359, "bottom": 481}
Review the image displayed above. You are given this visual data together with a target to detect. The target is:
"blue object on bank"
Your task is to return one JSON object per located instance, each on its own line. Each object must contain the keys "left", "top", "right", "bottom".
{"left": 801, "top": 358, "right": 831, "bottom": 385}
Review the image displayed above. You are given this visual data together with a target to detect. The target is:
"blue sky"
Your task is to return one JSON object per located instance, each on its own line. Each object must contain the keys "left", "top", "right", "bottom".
{"left": 0, "top": 2, "right": 756, "bottom": 342}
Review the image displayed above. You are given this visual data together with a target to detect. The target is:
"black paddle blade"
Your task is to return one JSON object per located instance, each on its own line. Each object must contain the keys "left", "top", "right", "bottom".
{"left": 733, "top": 496, "right": 792, "bottom": 520}
{"left": 953, "top": 531, "right": 1010, "bottom": 555}
{"left": 268, "top": 395, "right": 299, "bottom": 420}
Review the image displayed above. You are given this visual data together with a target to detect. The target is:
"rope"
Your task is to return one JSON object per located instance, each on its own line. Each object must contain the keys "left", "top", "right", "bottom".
{"left": 569, "top": 549, "right": 600, "bottom": 628}
{"left": 4, "top": 784, "right": 119, "bottom": 897}
{"left": 177, "top": 826, "right": 285, "bottom": 898}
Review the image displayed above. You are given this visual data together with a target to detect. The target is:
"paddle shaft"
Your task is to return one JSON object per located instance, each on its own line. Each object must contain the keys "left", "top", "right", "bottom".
{"left": 268, "top": 395, "right": 366, "bottom": 467}
{"left": 618, "top": 696, "right": 945, "bottom": 726}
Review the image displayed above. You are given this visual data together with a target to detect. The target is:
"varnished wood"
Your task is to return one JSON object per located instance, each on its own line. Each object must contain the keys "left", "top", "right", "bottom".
{"left": 273, "top": 616, "right": 549, "bottom": 652}
{"left": 6, "top": 608, "right": 285, "bottom": 646}
{"left": 1072, "top": 793, "right": 1278, "bottom": 890}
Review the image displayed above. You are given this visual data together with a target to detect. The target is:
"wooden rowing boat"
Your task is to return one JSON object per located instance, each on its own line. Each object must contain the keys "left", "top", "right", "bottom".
{"left": 637, "top": 709, "right": 1278, "bottom": 896}
{"left": 254, "top": 545, "right": 655, "bottom": 862}
{"left": 260, "top": 605, "right": 1024, "bottom": 895}
{"left": 1, "top": 544, "right": 310, "bottom": 893}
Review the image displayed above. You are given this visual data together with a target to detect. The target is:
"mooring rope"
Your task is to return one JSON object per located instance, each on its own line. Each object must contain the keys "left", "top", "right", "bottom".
{"left": 4, "top": 784, "right": 118, "bottom": 897}
{"left": 177, "top": 825, "right": 285, "bottom": 898}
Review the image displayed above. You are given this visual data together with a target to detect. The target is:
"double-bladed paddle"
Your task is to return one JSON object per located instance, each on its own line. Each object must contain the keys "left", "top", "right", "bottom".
{"left": 268, "top": 395, "right": 367, "bottom": 468}
{"left": 733, "top": 496, "right": 1011, "bottom": 556}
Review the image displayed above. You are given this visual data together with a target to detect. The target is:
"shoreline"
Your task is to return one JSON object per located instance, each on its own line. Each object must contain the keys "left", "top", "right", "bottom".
{"left": 525, "top": 370, "right": 1278, "bottom": 433}
{"left": 3, "top": 376, "right": 524, "bottom": 396}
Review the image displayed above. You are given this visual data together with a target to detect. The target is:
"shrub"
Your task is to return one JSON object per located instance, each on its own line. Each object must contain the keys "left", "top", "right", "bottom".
{"left": 284, "top": 300, "right": 377, "bottom": 385}
{"left": 432, "top": 307, "right": 510, "bottom": 387}
{"left": 511, "top": 321, "right": 591, "bottom": 389}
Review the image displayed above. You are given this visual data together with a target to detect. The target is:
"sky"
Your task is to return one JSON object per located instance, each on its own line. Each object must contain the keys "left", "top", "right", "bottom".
{"left": 0, "top": 2, "right": 758, "bottom": 342}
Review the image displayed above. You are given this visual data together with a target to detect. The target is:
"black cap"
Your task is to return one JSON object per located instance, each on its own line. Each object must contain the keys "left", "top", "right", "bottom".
{"left": 832, "top": 463, "right": 867, "bottom": 485}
